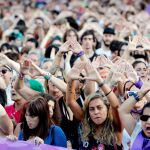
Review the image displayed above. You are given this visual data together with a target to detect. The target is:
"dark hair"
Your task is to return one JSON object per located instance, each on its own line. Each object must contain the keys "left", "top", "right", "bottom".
{"left": 21, "top": 96, "right": 51, "bottom": 140}
{"left": 141, "top": 102, "right": 150, "bottom": 115}
{"left": 132, "top": 60, "right": 148, "bottom": 69}
{"left": 130, "top": 51, "right": 149, "bottom": 62}
{"left": 63, "top": 28, "right": 79, "bottom": 42}
{"left": 38, "top": 93, "right": 61, "bottom": 125}
{"left": 27, "top": 38, "right": 39, "bottom": 48}
{"left": 0, "top": 43, "right": 11, "bottom": 52}
{"left": 110, "top": 40, "right": 128, "bottom": 56}
{"left": 44, "top": 45, "right": 59, "bottom": 58}
{"left": 5, "top": 52, "right": 19, "bottom": 62}
{"left": 81, "top": 29, "right": 97, "bottom": 43}
{"left": 0, "top": 89, "right": 7, "bottom": 107}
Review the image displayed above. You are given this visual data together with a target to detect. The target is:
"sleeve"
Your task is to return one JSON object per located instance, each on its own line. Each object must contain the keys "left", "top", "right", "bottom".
{"left": 18, "top": 131, "right": 24, "bottom": 140}
{"left": 0, "top": 104, "right": 6, "bottom": 117}
{"left": 53, "top": 126, "right": 67, "bottom": 148}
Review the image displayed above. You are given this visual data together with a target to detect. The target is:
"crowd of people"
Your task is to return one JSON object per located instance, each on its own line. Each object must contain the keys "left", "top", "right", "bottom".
{"left": 0, "top": 0, "right": 150, "bottom": 149}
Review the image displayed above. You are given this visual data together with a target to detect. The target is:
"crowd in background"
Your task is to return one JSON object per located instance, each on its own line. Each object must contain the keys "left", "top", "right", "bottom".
{"left": 0, "top": 0, "right": 150, "bottom": 150}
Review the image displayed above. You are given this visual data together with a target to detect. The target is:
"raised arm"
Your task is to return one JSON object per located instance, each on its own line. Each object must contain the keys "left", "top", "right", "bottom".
{"left": 0, "top": 104, "right": 13, "bottom": 136}
{"left": 118, "top": 90, "right": 150, "bottom": 135}
{"left": 66, "top": 61, "right": 85, "bottom": 121}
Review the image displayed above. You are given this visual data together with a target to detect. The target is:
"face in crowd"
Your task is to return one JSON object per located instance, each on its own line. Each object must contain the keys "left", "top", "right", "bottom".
{"left": 88, "top": 96, "right": 108, "bottom": 125}
{"left": 140, "top": 103, "right": 150, "bottom": 137}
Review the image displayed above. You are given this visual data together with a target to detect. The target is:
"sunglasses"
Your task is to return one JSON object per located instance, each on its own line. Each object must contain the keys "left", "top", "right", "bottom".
{"left": 0, "top": 69, "right": 8, "bottom": 74}
{"left": 140, "top": 115, "right": 150, "bottom": 122}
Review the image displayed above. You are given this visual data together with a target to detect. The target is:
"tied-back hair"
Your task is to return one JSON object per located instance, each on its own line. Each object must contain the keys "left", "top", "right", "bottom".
{"left": 82, "top": 92, "right": 116, "bottom": 145}
{"left": 20, "top": 96, "right": 52, "bottom": 141}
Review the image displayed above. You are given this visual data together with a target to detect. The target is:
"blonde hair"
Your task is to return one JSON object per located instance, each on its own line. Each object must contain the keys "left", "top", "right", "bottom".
{"left": 81, "top": 92, "right": 116, "bottom": 145}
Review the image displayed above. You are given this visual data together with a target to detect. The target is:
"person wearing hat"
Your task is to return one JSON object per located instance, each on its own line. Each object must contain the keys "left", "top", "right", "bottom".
{"left": 96, "top": 27, "right": 115, "bottom": 59}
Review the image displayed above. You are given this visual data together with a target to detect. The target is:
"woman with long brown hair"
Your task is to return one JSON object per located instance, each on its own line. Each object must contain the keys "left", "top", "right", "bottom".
{"left": 8, "top": 95, "right": 67, "bottom": 147}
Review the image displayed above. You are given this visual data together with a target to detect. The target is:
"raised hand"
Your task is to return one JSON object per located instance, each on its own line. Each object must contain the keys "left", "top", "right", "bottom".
{"left": 84, "top": 61, "right": 103, "bottom": 83}
{"left": 69, "top": 40, "right": 83, "bottom": 54}
{"left": 59, "top": 40, "right": 70, "bottom": 53}
{"left": 0, "top": 53, "right": 11, "bottom": 66}
{"left": 67, "top": 61, "right": 86, "bottom": 82}
{"left": 20, "top": 59, "right": 32, "bottom": 77}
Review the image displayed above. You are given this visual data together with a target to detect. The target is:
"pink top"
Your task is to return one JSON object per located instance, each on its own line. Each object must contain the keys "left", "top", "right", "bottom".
{"left": 5, "top": 104, "right": 22, "bottom": 123}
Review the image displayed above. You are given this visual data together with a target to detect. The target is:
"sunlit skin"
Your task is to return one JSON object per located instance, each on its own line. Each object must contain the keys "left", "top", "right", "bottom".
{"left": 82, "top": 35, "right": 95, "bottom": 53}
{"left": 134, "top": 62, "right": 148, "bottom": 82}
{"left": 141, "top": 108, "right": 150, "bottom": 137}
{"left": 103, "top": 34, "right": 114, "bottom": 47}
{"left": 25, "top": 111, "right": 39, "bottom": 129}
{"left": 89, "top": 98, "right": 107, "bottom": 125}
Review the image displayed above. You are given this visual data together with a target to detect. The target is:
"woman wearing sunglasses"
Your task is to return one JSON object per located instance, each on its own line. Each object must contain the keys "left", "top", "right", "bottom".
{"left": 119, "top": 90, "right": 150, "bottom": 149}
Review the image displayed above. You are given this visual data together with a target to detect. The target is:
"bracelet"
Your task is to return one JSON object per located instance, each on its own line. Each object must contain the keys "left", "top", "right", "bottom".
{"left": 128, "top": 91, "right": 140, "bottom": 102}
{"left": 44, "top": 72, "right": 52, "bottom": 81}
{"left": 98, "top": 82, "right": 105, "bottom": 88}
{"left": 105, "top": 89, "right": 112, "bottom": 96}
{"left": 77, "top": 51, "right": 84, "bottom": 57}
{"left": 134, "top": 79, "right": 143, "bottom": 89}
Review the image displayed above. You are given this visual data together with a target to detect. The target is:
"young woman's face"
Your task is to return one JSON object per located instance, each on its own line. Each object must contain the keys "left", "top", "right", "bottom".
{"left": 25, "top": 111, "right": 39, "bottom": 129}
{"left": 48, "top": 100, "right": 55, "bottom": 118}
{"left": 66, "top": 31, "right": 77, "bottom": 41}
{"left": 134, "top": 63, "right": 148, "bottom": 80}
{"left": 141, "top": 107, "right": 150, "bottom": 137}
{"left": 89, "top": 98, "right": 107, "bottom": 125}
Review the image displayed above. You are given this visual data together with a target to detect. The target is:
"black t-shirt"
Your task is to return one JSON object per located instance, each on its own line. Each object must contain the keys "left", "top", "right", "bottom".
{"left": 81, "top": 136, "right": 123, "bottom": 150}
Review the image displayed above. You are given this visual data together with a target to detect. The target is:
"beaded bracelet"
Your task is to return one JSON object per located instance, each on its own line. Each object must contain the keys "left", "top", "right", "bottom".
{"left": 44, "top": 72, "right": 52, "bottom": 81}
{"left": 77, "top": 51, "right": 84, "bottom": 57}
{"left": 128, "top": 91, "right": 140, "bottom": 102}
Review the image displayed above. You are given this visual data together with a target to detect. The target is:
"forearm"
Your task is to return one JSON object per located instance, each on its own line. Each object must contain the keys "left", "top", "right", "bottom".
{"left": 8, "top": 59, "right": 20, "bottom": 73}
{"left": 50, "top": 75, "right": 67, "bottom": 93}
{"left": 84, "top": 81, "right": 96, "bottom": 96}
{"left": 98, "top": 80, "right": 120, "bottom": 108}
{"left": 66, "top": 80, "right": 84, "bottom": 121}
{"left": 119, "top": 96, "right": 136, "bottom": 114}
{"left": 1, "top": 115, "right": 13, "bottom": 135}
{"left": 49, "top": 51, "right": 62, "bottom": 75}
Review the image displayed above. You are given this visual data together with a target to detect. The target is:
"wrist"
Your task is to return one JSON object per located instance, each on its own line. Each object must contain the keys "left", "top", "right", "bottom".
{"left": 128, "top": 91, "right": 140, "bottom": 102}
{"left": 18, "top": 72, "right": 24, "bottom": 80}
{"left": 44, "top": 72, "right": 52, "bottom": 81}
{"left": 77, "top": 51, "right": 84, "bottom": 57}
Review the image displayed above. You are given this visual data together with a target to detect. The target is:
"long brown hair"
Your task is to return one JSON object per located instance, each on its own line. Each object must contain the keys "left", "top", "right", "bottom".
{"left": 82, "top": 92, "right": 116, "bottom": 145}
{"left": 20, "top": 96, "right": 52, "bottom": 140}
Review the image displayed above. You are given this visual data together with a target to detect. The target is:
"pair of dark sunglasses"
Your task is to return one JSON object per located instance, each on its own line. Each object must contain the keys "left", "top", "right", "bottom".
{"left": 140, "top": 115, "right": 150, "bottom": 122}
{"left": 0, "top": 69, "right": 8, "bottom": 74}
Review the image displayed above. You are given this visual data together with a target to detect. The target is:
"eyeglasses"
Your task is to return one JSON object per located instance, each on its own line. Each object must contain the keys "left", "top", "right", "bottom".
{"left": 140, "top": 115, "right": 150, "bottom": 122}
{"left": 0, "top": 69, "right": 8, "bottom": 75}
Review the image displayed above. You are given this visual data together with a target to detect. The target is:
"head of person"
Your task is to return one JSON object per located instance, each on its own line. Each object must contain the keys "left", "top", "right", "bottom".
{"left": 103, "top": 27, "right": 115, "bottom": 47}
{"left": 132, "top": 61, "right": 149, "bottom": 81}
{"left": 41, "top": 58, "right": 53, "bottom": 71}
{"left": 44, "top": 45, "right": 59, "bottom": 59}
{"left": 140, "top": 102, "right": 150, "bottom": 137}
{"left": 0, "top": 65, "right": 13, "bottom": 87}
{"left": 82, "top": 92, "right": 116, "bottom": 145}
{"left": 21, "top": 96, "right": 51, "bottom": 140}
{"left": 27, "top": 50, "right": 40, "bottom": 66}
{"left": 80, "top": 30, "right": 97, "bottom": 52}
{"left": 38, "top": 93, "right": 60, "bottom": 124}
{"left": 26, "top": 38, "right": 39, "bottom": 50}
{"left": 34, "top": 17, "right": 44, "bottom": 28}
{"left": 63, "top": 28, "right": 79, "bottom": 42}
{"left": 47, "top": 79, "right": 63, "bottom": 99}
{"left": 110, "top": 40, "right": 128, "bottom": 59}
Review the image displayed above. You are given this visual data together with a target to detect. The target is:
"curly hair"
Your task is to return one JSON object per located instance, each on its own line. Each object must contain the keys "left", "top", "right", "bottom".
{"left": 81, "top": 92, "right": 116, "bottom": 145}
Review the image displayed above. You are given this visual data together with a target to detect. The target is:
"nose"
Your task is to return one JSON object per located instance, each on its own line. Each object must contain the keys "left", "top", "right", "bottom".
{"left": 94, "top": 108, "right": 99, "bottom": 114}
